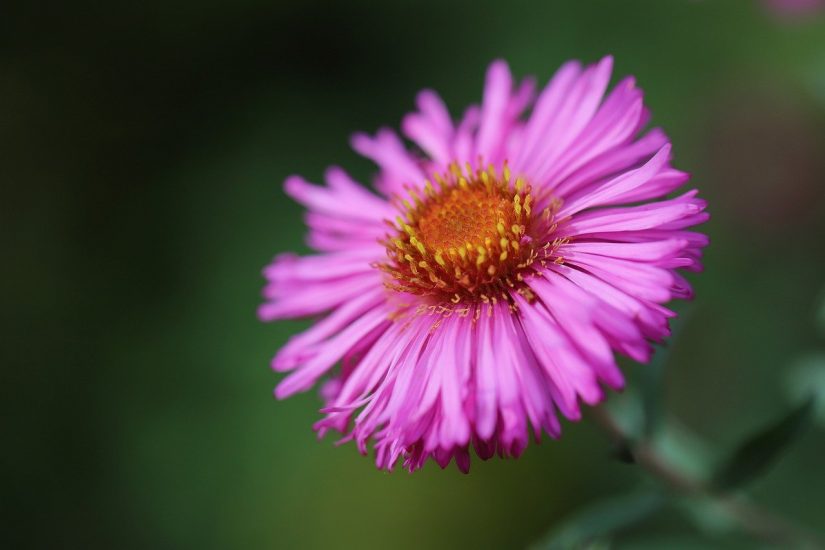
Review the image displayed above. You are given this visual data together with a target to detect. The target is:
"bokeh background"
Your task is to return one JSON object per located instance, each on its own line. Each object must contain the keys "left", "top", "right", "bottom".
{"left": 4, "top": 0, "right": 825, "bottom": 548}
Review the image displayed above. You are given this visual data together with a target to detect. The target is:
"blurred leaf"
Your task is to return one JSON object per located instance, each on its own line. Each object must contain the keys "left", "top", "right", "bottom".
{"left": 604, "top": 388, "right": 645, "bottom": 446}
{"left": 675, "top": 494, "right": 738, "bottom": 537}
{"left": 785, "top": 354, "right": 825, "bottom": 426}
{"left": 617, "top": 534, "right": 745, "bottom": 550}
{"left": 610, "top": 440, "right": 636, "bottom": 464}
{"left": 710, "top": 397, "right": 815, "bottom": 492}
{"left": 816, "top": 287, "right": 825, "bottom": 338}
{"left": 532, "top": 491, "right": 664, "bottom": 550}
{"left": 615, "top": 533, "right": 732, "bottom": 550}
{"left": 653, "top": 420, "right": 713, "bottom": 481}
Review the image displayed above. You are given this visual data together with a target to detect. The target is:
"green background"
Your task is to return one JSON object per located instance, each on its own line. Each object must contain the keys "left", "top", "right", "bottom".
{"left": 5, "top": 1, "right": 825, "bottom": 548}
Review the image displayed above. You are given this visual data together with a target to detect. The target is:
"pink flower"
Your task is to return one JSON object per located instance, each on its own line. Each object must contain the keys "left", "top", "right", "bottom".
{"left": 260, "top": 56, "right": 708, "bottom": 473}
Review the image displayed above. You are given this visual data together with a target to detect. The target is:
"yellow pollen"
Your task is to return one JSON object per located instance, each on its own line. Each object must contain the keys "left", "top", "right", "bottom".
{"left": 379, "top": 161, "right": 559, "bottom": 303}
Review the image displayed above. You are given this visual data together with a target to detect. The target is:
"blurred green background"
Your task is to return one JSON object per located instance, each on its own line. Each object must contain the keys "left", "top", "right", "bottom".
{"left": 4, "top": 0, "right": 825, "bottom": 548}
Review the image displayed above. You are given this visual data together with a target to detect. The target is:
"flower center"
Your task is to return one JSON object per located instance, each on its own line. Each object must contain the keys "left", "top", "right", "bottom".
{"left": 379, "top": 163, "right": 559, "bottom": 304}
{"left": 416, "top": 187, "right": 512, "bottom": 252}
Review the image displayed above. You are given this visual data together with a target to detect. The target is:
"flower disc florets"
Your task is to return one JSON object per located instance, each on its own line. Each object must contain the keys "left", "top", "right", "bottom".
{"left": 379, "top": 162, "right": 562, "bottom": 304}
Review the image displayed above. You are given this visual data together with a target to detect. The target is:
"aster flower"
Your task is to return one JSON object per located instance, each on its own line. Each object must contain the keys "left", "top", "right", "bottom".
{"left": 260, "top": 56, "right": 708, "bottom": 473}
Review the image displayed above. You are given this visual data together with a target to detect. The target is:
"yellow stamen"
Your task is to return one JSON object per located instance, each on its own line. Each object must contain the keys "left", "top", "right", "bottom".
{"left": 379, "top": 161, "right": 558, "bottom": 304}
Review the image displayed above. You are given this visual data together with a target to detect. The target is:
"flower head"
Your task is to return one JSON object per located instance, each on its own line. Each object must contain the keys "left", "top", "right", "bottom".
{"left": 260, "top": 56, "right": 708, "bottom": 472}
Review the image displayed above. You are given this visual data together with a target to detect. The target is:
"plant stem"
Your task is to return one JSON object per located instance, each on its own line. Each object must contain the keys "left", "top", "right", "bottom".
{"left": 590, "top": 405, "right": 824, "bottom": 549}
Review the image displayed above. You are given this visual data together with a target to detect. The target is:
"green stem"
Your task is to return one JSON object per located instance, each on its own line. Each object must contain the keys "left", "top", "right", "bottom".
{"left": 591, "top": 405, "right": 824, "bottom": 549}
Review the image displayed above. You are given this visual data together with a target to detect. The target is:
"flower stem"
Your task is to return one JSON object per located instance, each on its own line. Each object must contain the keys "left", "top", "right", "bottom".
{"left": 590, "top": 405, "right": 824, "bottom": 549}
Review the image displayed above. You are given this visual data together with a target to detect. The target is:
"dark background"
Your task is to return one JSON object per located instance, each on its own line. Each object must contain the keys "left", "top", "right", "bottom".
{"left": 4, "top": 1, "right": 825, "bottom": 548}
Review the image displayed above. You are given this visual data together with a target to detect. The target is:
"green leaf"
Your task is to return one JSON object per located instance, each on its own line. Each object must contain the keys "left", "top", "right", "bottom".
{"left": 675, "top": 494, "right": 738, "bottom": 536}
{"left": 785, "top": 354, "right": 825, "bottom": 426}
{"left": 816, "top": 286, "right": 825, "bottom": 338}
{"left": 653, "top": 419, "right": 713, "bottom": 481}
{"left": 532, "top": 491, "right": 664, "bottom": 550}
{"left": 710, "top": 397, "right": 816, "bottom": 492}
{"left": 615, "top": 533, "right": 728, "bottom": 550}
{"left": 610, "top": 439, "right": 636, "bottom": 464}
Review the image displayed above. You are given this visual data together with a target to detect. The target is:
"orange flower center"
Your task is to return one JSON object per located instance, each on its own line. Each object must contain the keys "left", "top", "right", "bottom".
{"left": 379, "top": 163, "right": 562, "bottom": 304}
{"left": 416, "top": 188, "right": 512, "bottom": 252}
